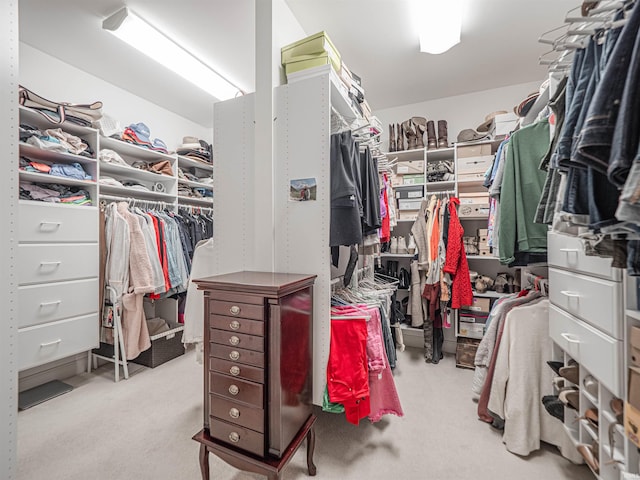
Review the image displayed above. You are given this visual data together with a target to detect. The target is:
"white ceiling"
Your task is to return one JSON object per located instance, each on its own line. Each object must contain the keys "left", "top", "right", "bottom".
{"left": 19, "top": 0, "right": 578, "bottom": 128}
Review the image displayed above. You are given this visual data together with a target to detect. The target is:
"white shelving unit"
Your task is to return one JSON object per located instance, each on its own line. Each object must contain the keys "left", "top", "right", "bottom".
{"left": 16, "top": 107, "right": 100, "bottom": 404}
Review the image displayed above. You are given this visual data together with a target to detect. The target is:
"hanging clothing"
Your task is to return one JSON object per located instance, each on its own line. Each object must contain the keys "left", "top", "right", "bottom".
{"left": 487, "top": 299, "right": 568, "bottom": 456}
{"left": 443, "top": 197, "right": 473, "bottom": 309}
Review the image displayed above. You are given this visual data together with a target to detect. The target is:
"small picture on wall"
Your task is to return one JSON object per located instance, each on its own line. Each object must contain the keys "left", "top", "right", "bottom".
{"left": 289, "top": 178, "right": 317, "bottom": 202}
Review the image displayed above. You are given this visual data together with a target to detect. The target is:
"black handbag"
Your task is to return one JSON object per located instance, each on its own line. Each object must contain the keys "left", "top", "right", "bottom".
{"left": 398, "top": 268, "right": 410, "bottom": 289}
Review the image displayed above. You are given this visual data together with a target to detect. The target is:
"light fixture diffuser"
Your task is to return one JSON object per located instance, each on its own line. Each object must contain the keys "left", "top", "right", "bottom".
{"left": 103, "top": 8, "right": 242, "bottom": 100}
{"left": 415, "top": 0, "right": 462, "bottom": 55}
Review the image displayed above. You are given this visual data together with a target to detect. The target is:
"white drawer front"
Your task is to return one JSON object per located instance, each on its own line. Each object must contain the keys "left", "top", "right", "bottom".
{"left": 549, "top": 267, "right": 622, "bottom": 339}
{"left": 18, "top": 278, "right": 99, "bottom": 328}
{"left": 18, "top": 314, "right": 99, "bottom": 371}
{"left": 548, "top": 232, "right": 621, "bottom": 281}
{"left": 549, "top": 304, "right": 622, "bottom": 397}
{"left": 18, "top": 244, "right": 98, "bottom": 285}
{"left": 19, "top": 202, "right": 98, "bottom": 243}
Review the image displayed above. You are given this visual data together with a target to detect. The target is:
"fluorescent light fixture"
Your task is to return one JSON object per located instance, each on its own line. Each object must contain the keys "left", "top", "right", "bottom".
{"left": 103, "top": 8, "right": 242, "bottom": 100}
{"left": 414, "top": 0, "right": 462, "bottom": 55}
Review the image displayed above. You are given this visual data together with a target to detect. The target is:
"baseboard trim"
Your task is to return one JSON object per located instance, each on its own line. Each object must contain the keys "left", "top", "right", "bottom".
{"left": 18, "top": 353, "right": 89, "bottom": 393}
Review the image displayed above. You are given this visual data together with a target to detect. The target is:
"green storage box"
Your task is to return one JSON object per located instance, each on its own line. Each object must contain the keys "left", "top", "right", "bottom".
{"left": 281, "top": 31, "right": 341, "bottom": 71}
{"left": 285, "top": 53, "right": 335, "bottom": 76}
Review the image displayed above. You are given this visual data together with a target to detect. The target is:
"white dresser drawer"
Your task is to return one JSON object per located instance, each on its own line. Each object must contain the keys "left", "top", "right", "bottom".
{"left": 18, "top": 313, "right": 99, "bottom": 371}
{"left": 19, "top": 202, "right": 98, "bottom": 243}
{"left": 18, "top": 278, "right": 99, "bottom": 328}
{"left": 18, "top": 243, "right": 98, "bottom": 285}
{"left": 549, "top": 304, "right": 622, "bottom": 397}
{"left": 549, "top": 267, "right": 623, "bottom": 339}
{"left": 548, "top": 231, "right": 621, "bottom": 281}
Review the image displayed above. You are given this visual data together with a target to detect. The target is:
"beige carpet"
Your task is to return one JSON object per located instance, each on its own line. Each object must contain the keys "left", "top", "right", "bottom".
{"left": 17, "top": 348, "right": 591, "bottom": 480}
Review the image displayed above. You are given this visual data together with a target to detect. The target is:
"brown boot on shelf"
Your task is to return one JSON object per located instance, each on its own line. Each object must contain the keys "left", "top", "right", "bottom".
{"left": 426, "top": 120, "right": 437, "bottom": 150}
{"left": 396, "top": 122, "right": 404, "bottom": 151}
{"left": 403, "top": 120, "right": 417, "bottom": 150}
{"left": 412, "top": 116, "right": 427, "bottom": 149}
{"left": 389, "top": 124, "right": 396, "bottom": 152}
{"left": 437, "top": 120, "right": 448, "bottom": 149}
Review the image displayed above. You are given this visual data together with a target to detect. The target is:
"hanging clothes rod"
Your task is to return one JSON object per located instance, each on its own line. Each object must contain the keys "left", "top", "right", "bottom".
{"left": 99, "top": 194, "right": 170, "bottom": 209}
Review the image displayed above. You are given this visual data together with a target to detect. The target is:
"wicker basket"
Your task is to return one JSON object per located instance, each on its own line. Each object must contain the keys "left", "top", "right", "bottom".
{"left": 131, "top": 323, "right": 185, "bottom": 368}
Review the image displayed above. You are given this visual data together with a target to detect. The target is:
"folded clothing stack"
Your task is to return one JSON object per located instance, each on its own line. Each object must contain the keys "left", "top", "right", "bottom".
{"left": 119, "top": 122, "right": 169, "bottom": 154}
{"left": 20, "top": 181, "right": 91, "bottom": 205}
{"left": 176, "top": 136, "right": 212, "bottom": 164}
{"left": 19, "top": 156, "right": 93, "bottom": 181}
{"left": 20, "top": 124, "right": 94, "bottom": 158}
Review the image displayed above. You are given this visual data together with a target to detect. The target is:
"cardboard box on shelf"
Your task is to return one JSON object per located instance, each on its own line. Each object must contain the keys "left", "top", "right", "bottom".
{"left": 396, "top": 185, "right": 424, "bottom": 199}
{"left": 490, "top": 113, "right": 519, "bottom": 137}
{"left": 456, "top": 337, "right": 480, "bottom": 369}
{"left": 462, "top": 296, "right": 491, "bottom": 313}
{"left": 478, "top": 228, "right": 488, "bottom": 237}
{"left": 396, "top": 160, "right": 425, "bottom": 175}
{"left": 457, "top": 144, "right": 492, "bottom": 158}
{"left": 457, "top": 155, "right": 494, "bottom": 174}
{"left": 285, "top": 53, "right": 335, "bottom": 76}
{"left": 398, "top": 199, "right": 423, "bottom": 210}
{"left": 458, "top": 203, "right": 490, "bottom": 218}
{"left": 457, "top": 172, "right": 486, "bottom": 184}
{"left": 459, "top": 321, "right": 485, "bottom": 339}
{"left": 402, "top": 174, "right": 425, "bottom": 185}
{"left": 281, "top": 31, "right": 341, "bottom": 71}
{"left": 478, "top": 247, "right": 491, "bottom": 256}
{"left": 460, "top": 193, "right": 489, "bottom": 205}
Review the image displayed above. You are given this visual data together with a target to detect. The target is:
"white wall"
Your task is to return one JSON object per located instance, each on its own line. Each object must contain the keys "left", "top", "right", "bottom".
{"left": 273, "top": 0, "right": 306, "bottom": 86}
{"left": 376, "top": 80, "right": 543, "bottom": 148}
{"left": 19, "top": 43, "right": 212, "bottom": 148}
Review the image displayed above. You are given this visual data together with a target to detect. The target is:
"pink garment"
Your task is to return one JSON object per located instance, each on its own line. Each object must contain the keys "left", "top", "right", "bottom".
{"left": 332, "top": 305, "right": 386, "bottom": 372}
{"left": 331, "top": 304, "right": 404, "bottom": 423}
{"left": 121, "top": 292, "right": 151, "bottom": 359}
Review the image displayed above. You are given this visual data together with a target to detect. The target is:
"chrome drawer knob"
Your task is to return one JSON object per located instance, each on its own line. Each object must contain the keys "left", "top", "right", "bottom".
{"left": 229, "top": 366, "right": 240, "bottom": 376}
{"left": 229, "top": 384, "right": 239, "bottom": 395}
{"left": 229, "top": 351, "right": 240, "bottom": 361}
{"left": 229, "top": 336, "right": 240, "bottom": 346}
{"left": 229, "top": 432, "right": 240, "bottom": 443}
{"left": 229, "top": 320, "right": 240, "bottom": 331}
{"left": 230, "top": 306, "right": 241, "bottom": 316}
{"left": 229, "top": 408, "right": 240, "bottom": 419}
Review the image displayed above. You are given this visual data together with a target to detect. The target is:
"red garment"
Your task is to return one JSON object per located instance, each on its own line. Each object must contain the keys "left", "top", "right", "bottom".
{"left": 380, "top": 174, "right": 391, "bottom": 243}
{"left": 327, "top": 318, "right": 370, "bottom": 425}
{"left": 443, "top": 197, "right": 473, "bottom": 309}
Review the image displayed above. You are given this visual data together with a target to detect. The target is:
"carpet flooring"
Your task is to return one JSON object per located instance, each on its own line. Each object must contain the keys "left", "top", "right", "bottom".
{"left": 17, "top": 348, "right": 591, "bottom": 480}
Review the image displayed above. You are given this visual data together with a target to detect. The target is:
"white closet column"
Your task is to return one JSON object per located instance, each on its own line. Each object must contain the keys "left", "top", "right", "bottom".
{"left": 1, "top": 0, "right": 19, "bottom": 478}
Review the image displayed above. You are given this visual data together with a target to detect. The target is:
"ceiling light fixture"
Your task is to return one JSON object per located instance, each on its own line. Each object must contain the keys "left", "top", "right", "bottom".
{"left": 103, "top": 7, "right": 243, "bottom": 100}
{"left": 415, "top": 0, "right": 462, "bottom": 55}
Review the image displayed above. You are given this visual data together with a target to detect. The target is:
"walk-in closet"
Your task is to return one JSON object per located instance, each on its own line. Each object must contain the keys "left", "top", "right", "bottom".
{"left": 3, "top": 1, "right": 638, "bottom": 479}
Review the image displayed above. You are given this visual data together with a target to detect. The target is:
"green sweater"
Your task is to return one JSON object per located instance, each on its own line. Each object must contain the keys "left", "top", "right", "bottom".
{"left": 499, "top": 120, "right": 550, "bottom": 265}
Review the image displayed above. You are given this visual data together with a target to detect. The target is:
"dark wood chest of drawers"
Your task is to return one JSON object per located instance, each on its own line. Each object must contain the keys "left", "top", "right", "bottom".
{"left": 193, "top": 271, "right": 316, "bottom": 474}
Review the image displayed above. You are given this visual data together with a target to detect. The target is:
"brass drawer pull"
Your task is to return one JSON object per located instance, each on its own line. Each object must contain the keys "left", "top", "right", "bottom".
{"left": 230, "top": 305, "right": 241, "bottom": 316}
{"left": 229, "top": 408, "right": 240, "bottom": 419}
{"left": 229, "top": 432, "right": 240, "bottom": 443}
{"left": 229, "top": 351, "right": 240, "bottom": 361}
{"left": 229, "top": 366, "right": 240, "bottom": 376}
{"left": 229, "top": 336, "right": 240, "bottom": 346}
{"left": 229, "top": 320, "right": 240, "bottom": 330}
{"left": 229, "top": 384, "right": 239, "bottom": 395}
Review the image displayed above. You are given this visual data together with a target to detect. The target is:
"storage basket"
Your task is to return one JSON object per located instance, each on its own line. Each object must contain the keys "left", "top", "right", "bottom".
{"left": 131, "top": 323, "right": 185, "bottom": 368}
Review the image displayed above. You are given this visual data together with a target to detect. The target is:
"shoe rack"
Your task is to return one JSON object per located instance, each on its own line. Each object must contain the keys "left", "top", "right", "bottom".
{"left": 548, "top": 231, "right": 637, "bottom": 479}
